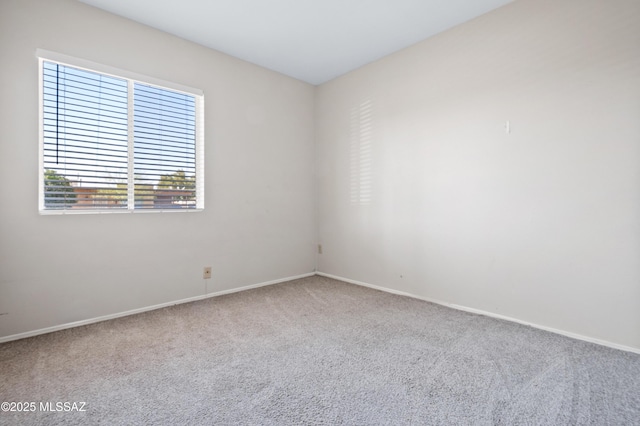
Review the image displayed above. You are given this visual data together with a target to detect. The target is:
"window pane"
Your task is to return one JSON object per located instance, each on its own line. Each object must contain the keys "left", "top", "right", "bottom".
{"left": 133, "top": 83, "right": 197, "bottom": 209}
{"left": 42, "top": 61, "right": 128, "bottom": 210}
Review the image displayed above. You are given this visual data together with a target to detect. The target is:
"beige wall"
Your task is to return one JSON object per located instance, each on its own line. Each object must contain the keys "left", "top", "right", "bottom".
{"left": 0, "top": 0, "right": 316, "bottom": 339}
{"left": 316, "top": 0, "right": 640, "bottom": 350}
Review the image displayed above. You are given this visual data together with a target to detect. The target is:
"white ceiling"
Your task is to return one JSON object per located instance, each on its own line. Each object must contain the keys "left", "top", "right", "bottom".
{"left": 79, "top": 0, "right": 515, "bottom": 85}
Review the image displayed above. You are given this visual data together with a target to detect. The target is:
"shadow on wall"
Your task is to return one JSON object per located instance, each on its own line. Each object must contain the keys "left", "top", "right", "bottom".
{"left": 350, "top": 99, "right": 374, "bottom": 206}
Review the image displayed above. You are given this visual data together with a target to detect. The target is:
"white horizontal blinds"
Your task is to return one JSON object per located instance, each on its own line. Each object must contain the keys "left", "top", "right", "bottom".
{"left": 42, "top": 61, "right": 129, "bottom": 210}
{"left": 40, "top": 53, "right": 202, "bottom": 213}
{"left": 133, "top": 83, "right": 197, "bottom": 209}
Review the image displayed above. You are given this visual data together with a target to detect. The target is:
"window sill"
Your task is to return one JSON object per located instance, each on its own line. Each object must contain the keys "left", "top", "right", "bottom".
{"left": 39, "top": 208, "right": 204, "bottom": 215}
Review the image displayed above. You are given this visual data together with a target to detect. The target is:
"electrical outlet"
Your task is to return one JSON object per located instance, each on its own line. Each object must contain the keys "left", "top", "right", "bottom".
{"left": 203, "top": 267, "right": 212, "bottom": 279}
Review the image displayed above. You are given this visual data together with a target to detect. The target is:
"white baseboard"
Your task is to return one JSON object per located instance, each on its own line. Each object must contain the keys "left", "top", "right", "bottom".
{"left": 0, "top": 272, "right": 315, "bottom": 344}
{"left": 316, "top": 272, "right": 640, "bottom": 355}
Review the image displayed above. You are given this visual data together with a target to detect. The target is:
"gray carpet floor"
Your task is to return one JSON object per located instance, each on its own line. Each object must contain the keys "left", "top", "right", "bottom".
{"left": 1, "top": 275, "right": 639, "bottom": 425}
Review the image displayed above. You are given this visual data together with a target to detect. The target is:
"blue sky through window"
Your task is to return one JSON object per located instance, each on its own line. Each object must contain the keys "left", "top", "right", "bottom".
{"left": 43, "top": 61, "right": 128, "bottom": 188}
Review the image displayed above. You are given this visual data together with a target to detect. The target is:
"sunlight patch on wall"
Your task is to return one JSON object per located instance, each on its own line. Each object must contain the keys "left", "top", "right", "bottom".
{"left": 350, "top": 100, "right": 374, "bottom": 206}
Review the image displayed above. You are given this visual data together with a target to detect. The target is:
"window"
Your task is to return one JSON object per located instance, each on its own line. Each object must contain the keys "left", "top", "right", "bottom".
{"left": 38, "top": 50, "right": 204, "bottom": 213}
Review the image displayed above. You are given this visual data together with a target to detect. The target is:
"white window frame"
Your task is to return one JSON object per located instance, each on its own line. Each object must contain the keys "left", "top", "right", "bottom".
{"left": 37, "top": 49, "right": 205, "bottom": 214}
